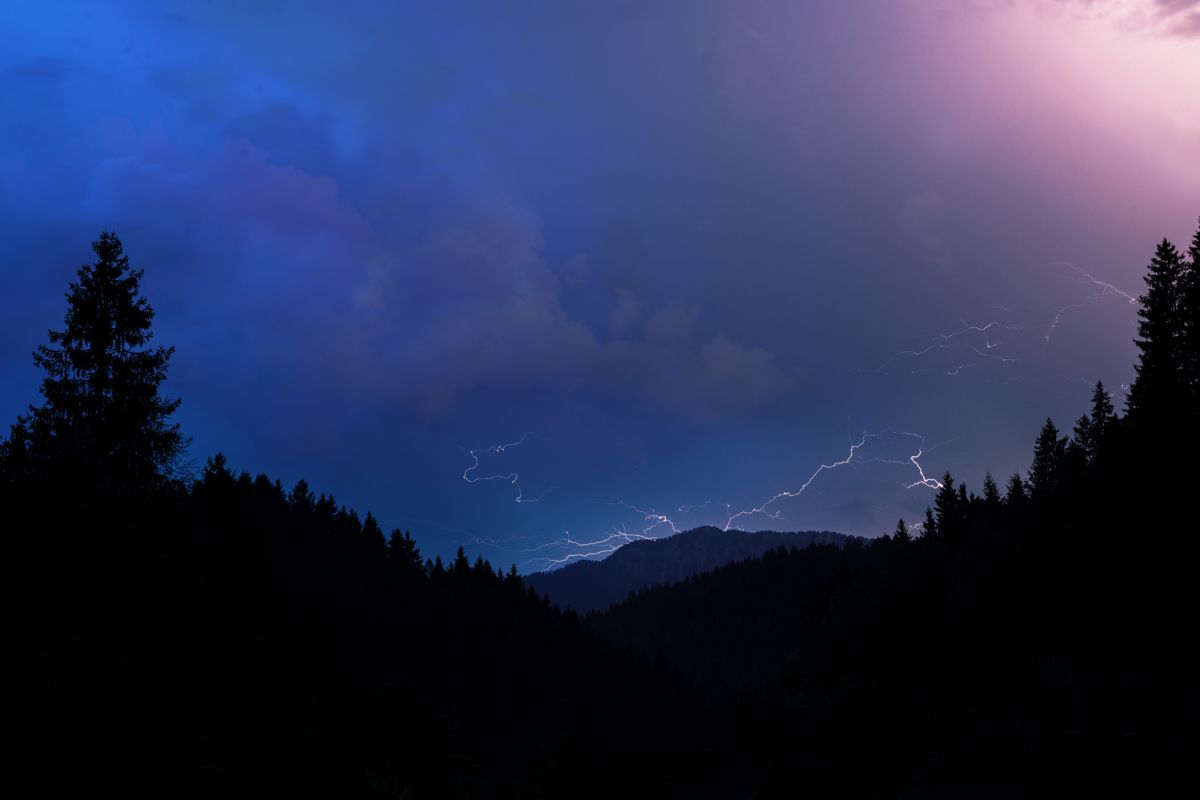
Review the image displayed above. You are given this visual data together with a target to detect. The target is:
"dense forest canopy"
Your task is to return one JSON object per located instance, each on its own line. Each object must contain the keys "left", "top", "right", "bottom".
{"left": 5, "top": 221, "right": 1200, "bottom": 795}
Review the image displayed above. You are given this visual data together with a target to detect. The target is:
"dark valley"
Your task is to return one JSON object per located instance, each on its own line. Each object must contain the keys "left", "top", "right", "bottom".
{"left": 4, "top": 5, "right": 1199, "bottom": 796}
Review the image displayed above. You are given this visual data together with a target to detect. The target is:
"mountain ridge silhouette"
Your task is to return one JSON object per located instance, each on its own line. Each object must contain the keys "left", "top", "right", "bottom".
{"left": 525, "top": 525, "right": 849, "bottom": 612}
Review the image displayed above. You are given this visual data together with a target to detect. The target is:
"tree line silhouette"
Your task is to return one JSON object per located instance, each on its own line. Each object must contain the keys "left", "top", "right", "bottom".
{"left": 2, "top": 233, "right": 716, "bottom": 797}
{"left": 593, "top": 220, "right": 1200, "bottom": 794}
{"left": 4, "top": 220, "right": 1199, "bottom": 796}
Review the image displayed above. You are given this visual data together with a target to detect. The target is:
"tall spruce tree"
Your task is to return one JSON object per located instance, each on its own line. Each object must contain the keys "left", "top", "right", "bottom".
{"left": 981, "top": 472, "right": 1002, "bottom": 508}
{"left": 933, "top": 472, "right": 958, "bottom": 537}
{"left": 1089, "top": 381, "right": 1114, "bottom": 442}
{"left": 922, "top": 506, "right": 938, "bottom": 540}
{"left": 1127, "top": 238, "right": 1186, "bottom": 418}
{"left": 1071, "top": 414, "right": 1094, "bottom": 465}
{"left": 5, "top": 231, "right": 186, "bottom": 490}
{"left": 1004, "top": 474, "right": 1027, "bottom": 513}
{"left": 1080, "top": 380, "right": 1117, "bottom": 464}
{"left": 1028, "top": 418, "right": 1066, "bottom": 502}
{"left": 1181, "top": 220, "right": 1200, "bottom": 405}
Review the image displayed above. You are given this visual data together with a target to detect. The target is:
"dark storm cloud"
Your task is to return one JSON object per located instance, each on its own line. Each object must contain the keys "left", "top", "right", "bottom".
{"left": 69, "top": 106, "right": 789, "bottom": 422}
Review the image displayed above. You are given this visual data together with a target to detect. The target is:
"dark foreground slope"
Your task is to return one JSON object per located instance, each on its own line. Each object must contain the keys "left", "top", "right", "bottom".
{"left": 4, "top": 468, "right": 737, "bottom": 799}
{"left": 526, "top": 526, "right": 846, "bottom": 612}
{"left": 11, "top": 411, "right": 1194, "bottom": 797}
{"left": 587, "top": 422, "right": 1198, "bottom": 795}
{"left": 590, "top": 540, "right": 847, "bottom": 698}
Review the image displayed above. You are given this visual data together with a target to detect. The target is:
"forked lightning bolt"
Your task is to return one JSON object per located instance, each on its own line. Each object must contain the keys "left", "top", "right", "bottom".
{"left": 869, "top": 260, "right": 1138, "bottom": 377}
{"left": 461, "top": 432, "right": 551, "bottom": 503}
{"left": 722, "top": 429, "right": 942, "bottom": 531}
{"left": 510, "top": 501, "right": 686, "bottom": 570}
{"left": 866, "top": 319, "right": 1024, "bottom": 375}
{"left": 1044, "top": 261, "right": 1139, "bottom": 342}
{"left": 461, "top": 429, "right": 946, "bottom": 571}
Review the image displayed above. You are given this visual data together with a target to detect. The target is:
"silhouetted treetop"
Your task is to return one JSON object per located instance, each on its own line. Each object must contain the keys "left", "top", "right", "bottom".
{"left": 981, "top": 472, "right": 1001, "bottom": 508}
{"left": 3, "top": 231, "right": 186, "bottom": 491}
{"left": 1128, "top": 237, "right": 1186, "bottom": 418}
{"left": 1028, "top": 418, "right": 1065, "bottom": 502}
{"left": 1183, "top": 221, "right": 1200, "bottom": 403}
{"left": 1004, "top": 472, "right": 1027, "bottom": 509}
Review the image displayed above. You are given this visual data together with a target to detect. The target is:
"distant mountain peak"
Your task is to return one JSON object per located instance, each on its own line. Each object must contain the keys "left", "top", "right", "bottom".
{"left": 525, "top": 526, "right": 848, "bottom": 613}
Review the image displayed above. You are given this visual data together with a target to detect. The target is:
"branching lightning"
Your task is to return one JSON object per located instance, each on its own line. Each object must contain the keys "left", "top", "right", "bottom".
{"left": 459, "top": 429, "right": 945, "bottom": 573}
{"left": 935, "top": 319, "right": 1020, "bottom": 349}
{"left": 866, "top": 319, "right": 1024, "bottom": 375}
{"left": 461, "top": 432, "right": 552, "bottom": 504}
{"left": 510, "top": 501, "right": 687, "bottom": 570}
{"left": 721, "top": 429, "right": 942, "bottom": 531}
{"left": 451, "top": 257, "right": 1140, "bottom": 575}
{"left": 457, "top": 437, "right": 688, "bottom": 570}
{"left": 867, "top": 261, "right": 1139, "bottom": 381}
{"left": 676, "top": 499, "right": 733, "bottom": 516}
{"left": 608, "top": 500, "right": 683, "bottom": 536}
{"left": 461, "top": 260, "right": 1136, "bottom": 571}
{"left": 1044, "top": 261, "right": 1139, "bottom": 342}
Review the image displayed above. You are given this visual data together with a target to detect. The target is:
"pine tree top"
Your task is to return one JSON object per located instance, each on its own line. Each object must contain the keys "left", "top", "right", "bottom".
{"left": 18, "top": 231, "right": 187, "bottom": 490}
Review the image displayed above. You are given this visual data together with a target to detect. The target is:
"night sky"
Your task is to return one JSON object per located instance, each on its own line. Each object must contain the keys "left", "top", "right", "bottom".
{"left": 3, "top": 1, "right": 1198, "bottom": 571}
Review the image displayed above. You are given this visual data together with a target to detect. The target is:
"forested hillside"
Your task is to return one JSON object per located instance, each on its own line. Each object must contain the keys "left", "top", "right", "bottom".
{"left": 1, "top": 234, "right": 719, "bottom": 797}
{"left": 5, "top": 222, "right": 1200, "bottom": 796}
{"left": 527, "top": 526, "right": 846, "bottom": 612}
{"left": 587, "top": 225, "right": 1200, "bottom": 794}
